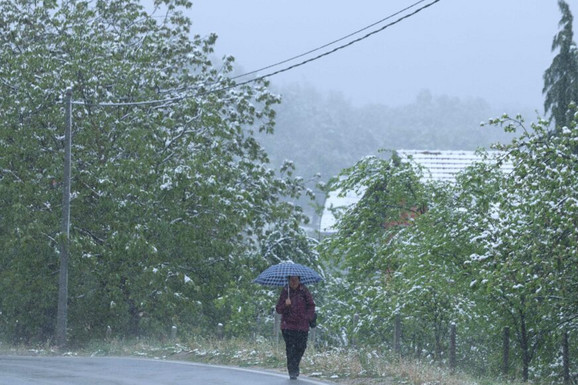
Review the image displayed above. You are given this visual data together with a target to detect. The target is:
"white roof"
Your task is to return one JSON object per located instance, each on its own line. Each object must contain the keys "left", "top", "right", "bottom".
{"left": 398, "top": 150, "right": 513, "bottom": 183}
{"left": 320, "top": 150, "right": 512, "bottom": 235}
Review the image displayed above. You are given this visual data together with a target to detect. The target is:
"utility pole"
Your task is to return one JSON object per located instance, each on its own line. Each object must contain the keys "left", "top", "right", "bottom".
{"left": 56, "top": 88, "right": 72, "bottom": 347}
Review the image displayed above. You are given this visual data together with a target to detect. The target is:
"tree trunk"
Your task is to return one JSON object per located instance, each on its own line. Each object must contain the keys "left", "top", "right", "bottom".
{"left": 449, "top": 323, "right": 456, "bottom": 372}
{"left": 393, "top": 314, "right": 401, "bottom": 354}
{"left": 519, "top": 313, "right": 530, "bottom": 382}
{"left": 562, "top": 329, "right": 570, "bottom": 385}
{"left": 503, "top": 326, "right": 510, "bottom": 377}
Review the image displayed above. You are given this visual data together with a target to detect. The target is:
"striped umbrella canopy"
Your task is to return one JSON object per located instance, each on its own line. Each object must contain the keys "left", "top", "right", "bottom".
{"left": 253, "top": 261, "right": 323, "bottom": 287}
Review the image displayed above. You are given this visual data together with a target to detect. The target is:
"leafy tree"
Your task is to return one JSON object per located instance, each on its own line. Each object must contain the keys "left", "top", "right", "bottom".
{"left": 319, "top": 152, "right": 431, "bottom": 347}
{"left": 482, "top": 113, "right": 578, "bottom": 381}
{"left": 543, "top": 0, "right": 578, "bottom": 131}
{"left": 0, "top": 0, "right": 311, "bottom": 344}
{"left": 318, "top": 115, "right": 578, "bottom": 382}
{"left": 390, "top": 181, "right": 470, "bottom": 360}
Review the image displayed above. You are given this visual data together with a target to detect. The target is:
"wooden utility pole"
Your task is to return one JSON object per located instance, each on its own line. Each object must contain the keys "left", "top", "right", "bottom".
{"left": 56, "top": 88, "right": 72, "bottom": 347}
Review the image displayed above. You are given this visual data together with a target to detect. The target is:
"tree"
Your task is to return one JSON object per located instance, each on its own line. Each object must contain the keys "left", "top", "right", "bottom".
{"left": 483, "top": 114, "right": 578, "bottom": 381}
{"left": 318, "top": 114, "right": 578, "bottom": 382}
{"left": 0, "top": 0, "right": 311, "bottom": 344}
{"left": 319, "top": 151, "right": 432, "bottom": 347}
{"left": 543, "top": 0, "right": 578, "bottom": 131}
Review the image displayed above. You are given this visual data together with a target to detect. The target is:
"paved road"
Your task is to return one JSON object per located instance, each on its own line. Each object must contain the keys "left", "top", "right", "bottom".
{"left": 0, "top": 355, "right": 336, "bottom": 385}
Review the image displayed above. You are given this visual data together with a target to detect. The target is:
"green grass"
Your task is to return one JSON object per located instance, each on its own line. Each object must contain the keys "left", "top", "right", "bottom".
{"left": 0, "top": 337, "right": 527, "bottom": 385}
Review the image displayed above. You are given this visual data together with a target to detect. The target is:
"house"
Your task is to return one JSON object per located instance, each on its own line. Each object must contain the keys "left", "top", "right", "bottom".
{"left": 319, "top": 150, "right": 513, "bottom": 236}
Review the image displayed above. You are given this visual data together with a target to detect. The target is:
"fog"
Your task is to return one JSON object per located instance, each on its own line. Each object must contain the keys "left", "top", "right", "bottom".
{"left": 184, "top": 0, "right": 576, "bottom": 111}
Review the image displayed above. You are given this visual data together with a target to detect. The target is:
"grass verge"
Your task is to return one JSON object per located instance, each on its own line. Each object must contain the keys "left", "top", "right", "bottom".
{"left": 0, "top": 337, "right": 526, "bottom": 385}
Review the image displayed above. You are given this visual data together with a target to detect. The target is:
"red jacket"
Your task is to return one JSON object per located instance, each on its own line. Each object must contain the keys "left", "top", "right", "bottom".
{"left": 275, "top": 284, "right": 315, "bottom": 332}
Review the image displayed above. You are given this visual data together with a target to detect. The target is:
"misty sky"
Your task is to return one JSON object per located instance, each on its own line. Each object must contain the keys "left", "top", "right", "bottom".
{"left": 173, "top": 0, "right": 576, "bottom": 112}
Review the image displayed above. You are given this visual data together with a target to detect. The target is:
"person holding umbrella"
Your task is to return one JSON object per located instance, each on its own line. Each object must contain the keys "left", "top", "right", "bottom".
{"left": 276, "top": 275, "right": 315, "bottom": 380}
{"left": 253, "top": 261, "right": 322, "bottom": 380}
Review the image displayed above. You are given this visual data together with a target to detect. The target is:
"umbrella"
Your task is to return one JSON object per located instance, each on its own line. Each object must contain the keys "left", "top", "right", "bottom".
{"left": 253, "top": 261, "right": 323, "bottom": 287}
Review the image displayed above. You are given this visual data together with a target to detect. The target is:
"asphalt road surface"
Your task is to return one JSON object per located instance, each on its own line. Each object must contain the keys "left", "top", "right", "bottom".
{"left": 0, "top": 355, "right": 337, "bottom": 385}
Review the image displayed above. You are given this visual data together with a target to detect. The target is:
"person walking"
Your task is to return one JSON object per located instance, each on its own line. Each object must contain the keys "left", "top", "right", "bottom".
{"left": 275, "top": 275, "right": 316, "bottom": 380}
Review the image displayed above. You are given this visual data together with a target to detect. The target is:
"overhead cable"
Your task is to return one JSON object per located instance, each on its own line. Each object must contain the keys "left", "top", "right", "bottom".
{"left": 72, "top": 0, "right": 441, "bottom": 107}
{"left": 230, "top": 0, "right": 433, "bottom": 81}
{"left": 231, "top": 0, "right": 441, "bottom": 88}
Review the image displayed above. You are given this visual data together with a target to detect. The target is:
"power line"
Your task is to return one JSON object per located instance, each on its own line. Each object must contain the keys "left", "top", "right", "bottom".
{"left": 72, "top": 0, "right": 441, "bottom": 107}
{"left": 230, "top": 0, "right": 433, "bottom": 81}
{"left": 232, "top": 0, "right": 441, "bottom": 88}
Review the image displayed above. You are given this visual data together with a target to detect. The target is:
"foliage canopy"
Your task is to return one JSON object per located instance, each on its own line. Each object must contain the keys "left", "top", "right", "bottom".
{"left": 0, "top": 0, "right": 314, "bottom": 343}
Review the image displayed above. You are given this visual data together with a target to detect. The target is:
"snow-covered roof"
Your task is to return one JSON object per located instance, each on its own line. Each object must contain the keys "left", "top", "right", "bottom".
{"left": 320, "top": 150, "right": 512, "bottom": 235}
{"left": 398, "top": 149, "right": 513, "bottom": 183}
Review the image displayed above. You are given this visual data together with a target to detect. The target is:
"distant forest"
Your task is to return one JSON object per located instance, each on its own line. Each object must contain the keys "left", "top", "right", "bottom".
{"left": 257, "top": 83, "right": 534, "bottom": 226}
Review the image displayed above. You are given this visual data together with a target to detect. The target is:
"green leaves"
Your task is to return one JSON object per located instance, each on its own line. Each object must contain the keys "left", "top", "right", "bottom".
{"left": 0, "top": 0, "right": 312, "bottom": 343}
{"left": 318, "top": 111, "right": 578, "bottom": 379}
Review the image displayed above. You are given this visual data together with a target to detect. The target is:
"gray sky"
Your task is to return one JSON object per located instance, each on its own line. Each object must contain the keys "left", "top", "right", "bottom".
{"left": 180, "top": 0, "right": 574, "bottom": 111}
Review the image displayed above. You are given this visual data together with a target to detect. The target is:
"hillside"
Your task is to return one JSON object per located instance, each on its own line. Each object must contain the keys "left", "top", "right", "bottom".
{"left": 257, "top": 84, "right": 531, "bottom": 229}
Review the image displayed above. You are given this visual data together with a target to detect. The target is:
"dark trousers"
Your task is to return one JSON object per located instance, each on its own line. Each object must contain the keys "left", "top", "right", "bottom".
{"left": 282, "top": 329, "right": 309, "bottom": 377}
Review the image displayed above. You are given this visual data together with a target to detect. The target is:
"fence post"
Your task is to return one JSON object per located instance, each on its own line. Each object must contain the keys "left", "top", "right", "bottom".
{"left": 254, "top": 313, "right": 259, "bottom": 339}
{"left": 273, "top": 311, "right": 281, "bottom": 345}
{"left": 416, "top": 340, "right": 422, "bottom": 359}
{"left": 216, "top": 323, "right": 223, "bottom": 340}
{"left": 562, "top": 329, "right": 570, "bottom": 385}
{"left": 503, "top": 326, "right": 510, "bottom": 377}
{"left": 170, "top": 325, "right": 177, "bottom": 340}
{"left": 351, "top": 313, "right": 359, "bottom": 347}
{"left": 393, "top": 314, "right": 401, "bottom": 354}
{"left": 105, "top": 325, "right": 112, "bottom": 341}
{"left": 310, "top": 326, "right": 316, "bottom": 349}
{"left": 449, "top": 323, "right": 456, "bottom": 372}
